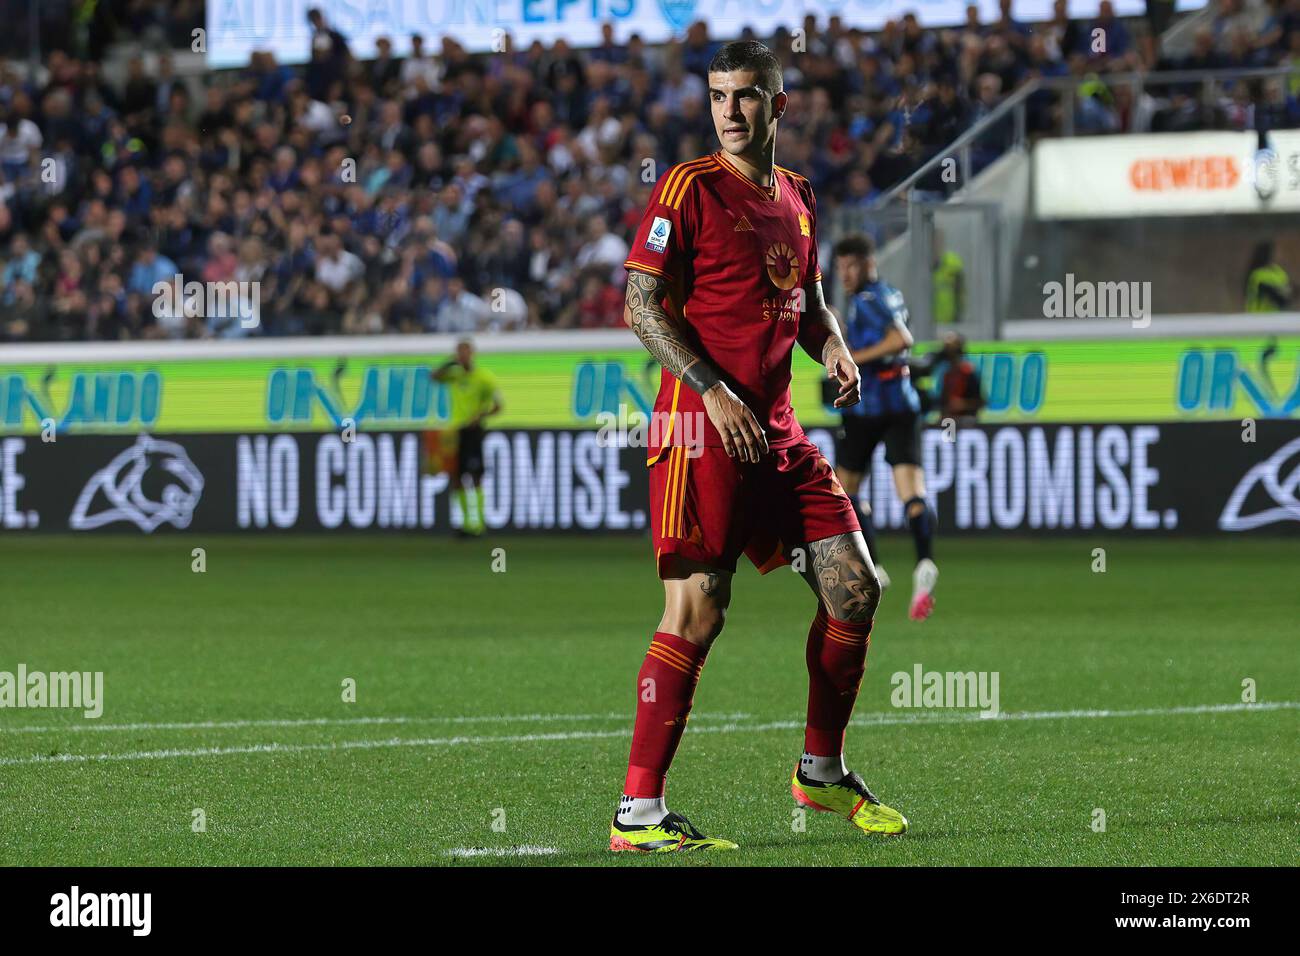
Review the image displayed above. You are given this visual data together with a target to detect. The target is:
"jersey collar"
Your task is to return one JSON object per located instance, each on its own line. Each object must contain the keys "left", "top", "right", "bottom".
{"left": 712, "top": 151, "right": 780, "bottom": 203}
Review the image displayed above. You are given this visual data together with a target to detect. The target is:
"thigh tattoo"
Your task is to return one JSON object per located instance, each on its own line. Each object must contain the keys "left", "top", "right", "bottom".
{"left": 805, "top": 533, "right": 880, "bottom": 622}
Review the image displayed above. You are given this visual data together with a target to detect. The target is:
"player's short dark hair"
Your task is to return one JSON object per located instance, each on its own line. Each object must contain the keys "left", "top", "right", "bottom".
{"left": 833, "top": 234, "right": 876, "bottom": 259}
{"left": 707, "top": 41, "right": 783, "bottom": 96}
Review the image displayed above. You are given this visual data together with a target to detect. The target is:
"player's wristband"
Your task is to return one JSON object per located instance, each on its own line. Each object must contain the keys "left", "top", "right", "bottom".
{"left": 680, "top": 359, "right": 722, "bottom": 396}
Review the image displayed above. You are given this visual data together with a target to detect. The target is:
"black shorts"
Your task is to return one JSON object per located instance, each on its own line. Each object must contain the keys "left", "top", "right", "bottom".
{"left": 835, "top": 412, "right": 921, "bottom": 473}
{"left": 457, "top": 425, "right": 485, "bottom": 478}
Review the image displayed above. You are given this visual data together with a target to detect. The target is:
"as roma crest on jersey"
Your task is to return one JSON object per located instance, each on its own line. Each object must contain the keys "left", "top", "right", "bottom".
{"left": 798, "top": 212, "right": 811, "bottom": 237}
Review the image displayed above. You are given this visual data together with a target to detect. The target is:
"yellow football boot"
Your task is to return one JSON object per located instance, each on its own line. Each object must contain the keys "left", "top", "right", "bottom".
{"left": 791, "top": 765, "right": 909, "bottom": 835}
{"left": 609, "top": 811, "right": 739, "bottom": 853}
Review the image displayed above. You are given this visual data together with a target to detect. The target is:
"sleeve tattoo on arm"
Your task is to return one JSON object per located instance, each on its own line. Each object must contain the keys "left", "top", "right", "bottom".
{"left": 625, "top": 271, "right": 720, "bottom": 394}
{"left": 799, "top": 280, "right": 846, "bottom": 363}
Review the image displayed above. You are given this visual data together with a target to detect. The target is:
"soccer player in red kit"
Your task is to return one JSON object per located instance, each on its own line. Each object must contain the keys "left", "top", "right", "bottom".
{"left": 610, "top": 41, "right": 908, "bottom": 852}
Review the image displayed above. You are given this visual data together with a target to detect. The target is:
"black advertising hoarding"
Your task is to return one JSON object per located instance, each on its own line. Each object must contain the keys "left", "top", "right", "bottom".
{"left": 0, "top": 423, "right": 1296, "bottom": 536}
{"left": 849, "top": 422, "right": 1300, "bottom": 535}
{"left": 0, "top": 430, "right": 651, "bottom": 535}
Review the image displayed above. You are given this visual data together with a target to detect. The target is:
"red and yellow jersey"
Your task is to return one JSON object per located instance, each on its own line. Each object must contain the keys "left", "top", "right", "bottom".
{"left": 624, "top": 151, "right": 823, "bottom": 464}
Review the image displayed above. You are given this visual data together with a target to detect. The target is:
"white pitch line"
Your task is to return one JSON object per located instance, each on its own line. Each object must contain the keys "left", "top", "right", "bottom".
{"left": 0, "top": 730, "right": 633, "bottom": 766}
{"left": 0, "top": 701, "right": 1292, "bottom": 768}
{"left": 0, "top": 711, "right": 756, "bottom": 735}
{"left": 447, "top": 846, "right": 559, "bottom": 858}
{"left": 8, "top": 699, "right": 1283, "bottom": 737}
{"left": 848, "top": 700, "right": 1300, "bottom": 724}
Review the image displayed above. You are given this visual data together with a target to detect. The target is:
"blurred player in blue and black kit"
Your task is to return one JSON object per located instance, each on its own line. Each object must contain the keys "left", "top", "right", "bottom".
{"left": 831, "top": 234, "right": 938, "bottom": 621}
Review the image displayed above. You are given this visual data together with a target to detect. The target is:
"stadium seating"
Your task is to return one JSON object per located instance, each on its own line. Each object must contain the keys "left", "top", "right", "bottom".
{"left": 0, "top": 2, "right": 1296, "bottom": 340}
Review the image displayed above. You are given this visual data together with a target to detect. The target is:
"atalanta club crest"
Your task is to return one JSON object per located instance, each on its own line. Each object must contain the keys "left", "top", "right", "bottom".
{"left": 1249, "top": 146, "right": 1279, "bottom": 203}
{"left": 70, "top": 434, "right": 204, "bottom": 532}
{"left": 656, "top": 0, "right": 697, "bottom": 33}
{"left": 1219, "top": 436, "right": 1300, "bottom": 531}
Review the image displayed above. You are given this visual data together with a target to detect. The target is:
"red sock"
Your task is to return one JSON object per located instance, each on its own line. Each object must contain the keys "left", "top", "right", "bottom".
{"left": 624, "top": 632, "right": 707, "bottom": 797}
{"left": 804, "top": 607, "right": 872, "bottom": 757}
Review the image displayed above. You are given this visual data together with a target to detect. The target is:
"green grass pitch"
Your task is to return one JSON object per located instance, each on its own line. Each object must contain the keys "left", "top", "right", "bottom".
{"left": 0, "top": 534, "right": 1295, "bottom": 867}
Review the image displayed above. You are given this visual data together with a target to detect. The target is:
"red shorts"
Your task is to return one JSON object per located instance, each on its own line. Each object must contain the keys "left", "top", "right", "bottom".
{"left": 649, "top": 437, "right": 861, "bottom": 578}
